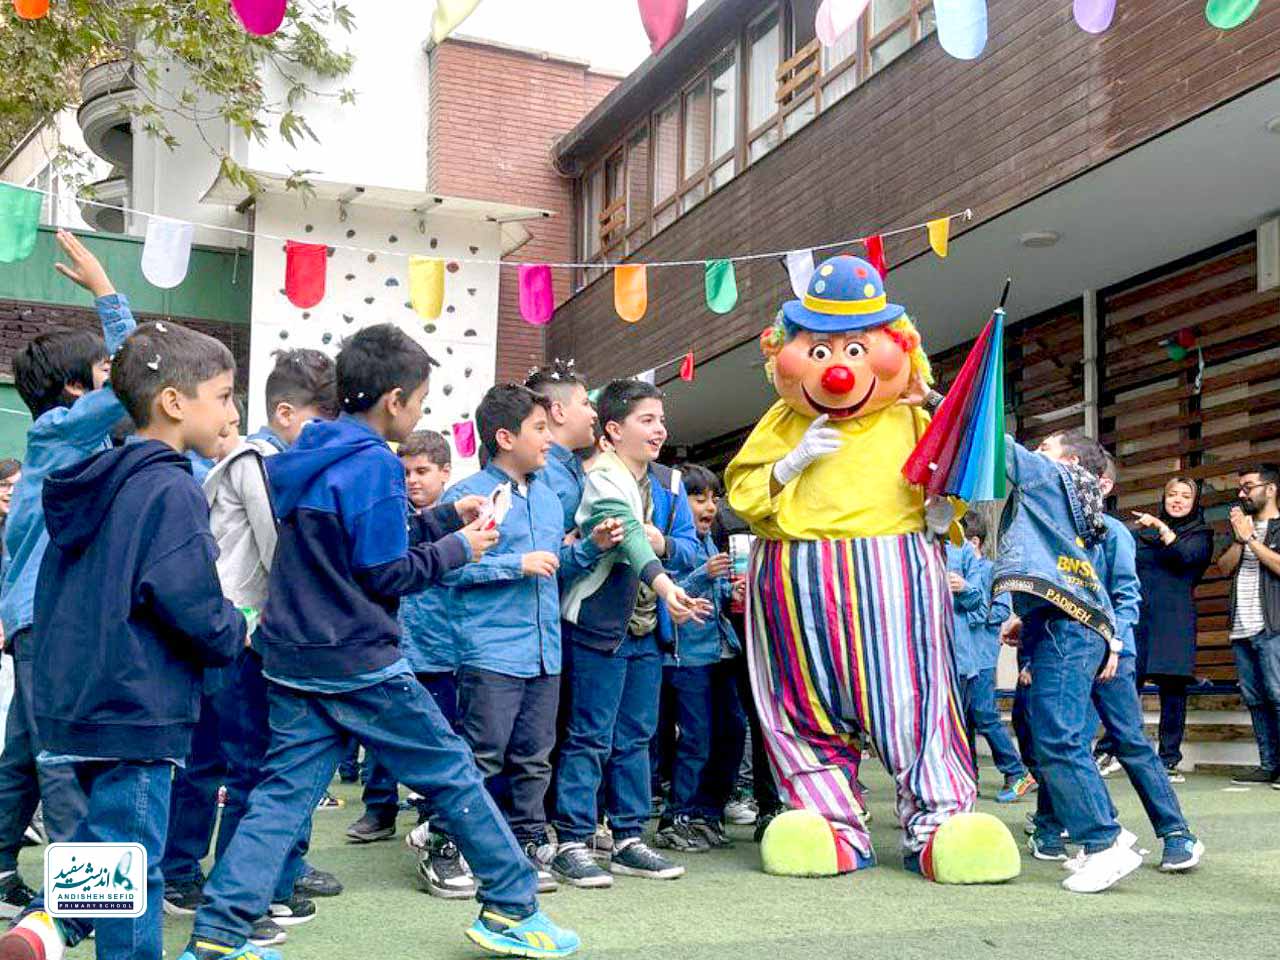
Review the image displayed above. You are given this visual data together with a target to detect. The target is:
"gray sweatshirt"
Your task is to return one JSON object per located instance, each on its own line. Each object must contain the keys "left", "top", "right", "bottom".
{"left": 202, "top": 437, "right": 278, "bottom": 633}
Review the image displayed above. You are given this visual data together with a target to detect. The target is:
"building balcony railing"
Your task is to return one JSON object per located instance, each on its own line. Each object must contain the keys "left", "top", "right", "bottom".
{"left": 76, "top": 59, "right": 136, "bottom": 170}
{"left": 77, "top": 171, "right": 128, "bottom": 234}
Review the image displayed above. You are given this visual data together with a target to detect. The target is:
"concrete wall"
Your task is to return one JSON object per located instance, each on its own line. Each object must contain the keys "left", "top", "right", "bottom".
{"left": 0, "top": 112, "right": 107, "bottom": 229}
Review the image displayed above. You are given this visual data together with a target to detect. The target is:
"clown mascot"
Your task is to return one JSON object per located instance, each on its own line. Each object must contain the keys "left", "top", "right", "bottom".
{"left": 725, "top": 255, "right": 1018, "bottom": 884}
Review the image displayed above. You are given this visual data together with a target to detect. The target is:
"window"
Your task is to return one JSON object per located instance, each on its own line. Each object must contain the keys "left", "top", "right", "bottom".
{"left": 821, "top": 20, "right": 858, "bottom": 105}
{"left": 747, "top": 9, "right": 782, "bottom": 162}
{"left": 28, "top": 165, "right": 56, "bottom": 224}
{"left": 710, "top": 53, "right": 737, "bottom": 165}
{"left": 682, "top": 80, "right": 709, "bottom": 182}
{"left": 580, "top": 167, "right": 602, "bottom": 261}
{"left": 869, "top": 0, "right": 931, "bottom": 77}
{"left": 626, "top": 125, "right": 651, "bottom": 251}
{"left": 652, "top": 98, "right": 680, "bottom": 232}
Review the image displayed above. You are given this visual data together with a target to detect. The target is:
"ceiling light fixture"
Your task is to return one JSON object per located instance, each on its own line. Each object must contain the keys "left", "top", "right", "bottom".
{"left": 1020, "top": 231, "right": 1061, "bottom": 248}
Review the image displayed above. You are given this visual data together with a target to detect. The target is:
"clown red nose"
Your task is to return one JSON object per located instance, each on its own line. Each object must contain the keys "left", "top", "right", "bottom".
{"left": 821, "top": 365, "right": 855, "bottom": 395}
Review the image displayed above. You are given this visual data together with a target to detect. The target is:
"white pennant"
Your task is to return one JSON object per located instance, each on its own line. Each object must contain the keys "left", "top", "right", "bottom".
{"left": 786, "top": 249, "right": 815, "bottom": 299}
{"left": 141, "top": 218, "right": 195, "bottom": 289}
{"left": 637, "top": 369, "right": 656, "bottom": 385}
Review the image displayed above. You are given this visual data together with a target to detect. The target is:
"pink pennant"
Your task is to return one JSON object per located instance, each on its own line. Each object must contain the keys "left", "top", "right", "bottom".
{"left": 518, "top": 264, "right": 555, "bottom": 326}
{"left": 452, "top": 421, "right": 477, "bottom": 459}
{"left": 1072, "top": 0, "right": 1116, "bottom": 33}
{"left": 230, "top": 0, "right": 287, "bottom": 35}
{"left": 816, "top": 0, "right": 870, "bottom": 47}
{"left": 638, "top": 0, "right": 689, "bottom": 54}
{"left": 284, "top": 241, "right": 327, "bottom": 309}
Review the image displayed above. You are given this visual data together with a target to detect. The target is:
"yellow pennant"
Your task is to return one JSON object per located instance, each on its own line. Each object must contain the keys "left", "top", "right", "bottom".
{"left": 927, "top": 217, "right": 950, "bottom": 258}
{"left": 409, "top": 256, "right": 445, "bottom": 321}
{"left": 432, "top": 0, "right": 483, "bottom": 43}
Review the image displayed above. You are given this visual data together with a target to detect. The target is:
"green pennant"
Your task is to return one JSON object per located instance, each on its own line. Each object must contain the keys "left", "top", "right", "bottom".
{"left": 705, "top": 259, "right": 738, "bottom": 314}
{"left": 0, "top": 184, "right": 42, "bottom": 264}
{"left": 1205, "top": 0, "right": 1259, "bottom": 29}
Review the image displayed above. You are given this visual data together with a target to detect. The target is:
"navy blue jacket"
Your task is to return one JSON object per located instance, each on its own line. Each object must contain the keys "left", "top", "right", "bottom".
{"left": 259, "top": 415, "right": 470, "bottom": 680}
{"left": 33, "top": 440, "right": 244, "bottom": 760}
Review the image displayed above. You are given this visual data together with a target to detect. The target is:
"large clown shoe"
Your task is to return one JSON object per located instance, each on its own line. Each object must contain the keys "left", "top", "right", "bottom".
{"left": 917, "top": 812, "right": 1021, "bottom": 884}
{"left": 759, "top": 810, "right": 872, "bottom": 877}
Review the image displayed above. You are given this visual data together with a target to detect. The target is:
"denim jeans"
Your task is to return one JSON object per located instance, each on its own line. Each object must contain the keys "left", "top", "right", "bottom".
{"left": 1232, "top": 633, "right": 1280, "bottom": 771}
{"left": 194, "top": 674, "right": 536, "bottom": 946}
{"left": 966, "top": 668, "right": 1027, "bottom": 778}
{"left": 160, "top": 684, "right": 227, "bottom": 888}
{"left": 0, "top": 631, "right": 87, "bottom": 873}
{"left": 662, "top": 661, "right": 747, "bottom": 821}
{"left": 457, "top": 668, "right": 559, "bottom": 843}
{"left": 1026, "top": 616, "right": 1120, "bottom": 854}
{"left": 553, "top": 629, "right": 662, "bottom": 843}
{"left": 362, "top": 670, "right": 458, "bottom": 821}
{"left": 29, "top": 761, "right": 171, "bottom": 960}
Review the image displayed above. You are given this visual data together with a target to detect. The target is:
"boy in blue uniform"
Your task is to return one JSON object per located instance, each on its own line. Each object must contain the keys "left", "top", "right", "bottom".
{"left": 525, "top": 360, "right": 597, "bottom": 533}
{"left": 0, "top": 231, "right": 133, "bottom": 916}
{"left": 652, "top": 465, "right": 747, "bottom": 854}
{"left": 181, "top": 324, "right": 579, "bottom": 960}
{"left": 949, "top": 513, "right": 1031, "bottom": 803}
{"left": 1, "top": 321, "right": 246, "bottom": 960}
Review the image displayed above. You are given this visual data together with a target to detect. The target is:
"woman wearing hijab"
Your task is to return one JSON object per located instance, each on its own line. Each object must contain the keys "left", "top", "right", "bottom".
{"left": 1131, "top": 477, "right": 1215, "bottom": 781}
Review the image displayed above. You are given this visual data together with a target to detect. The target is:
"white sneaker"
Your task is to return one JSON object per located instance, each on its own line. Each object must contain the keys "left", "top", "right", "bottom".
{"left": 1061, "top": 839, "right": 1143, "bottom": 893}
{"left": 405, "top": 820, "right": 433, "bottom": 852}
{"left": 724, "top": 797, "right": 758, "bottom": 826}
{"left": 1063, "top": 827, "right": 1137, "bottom": 872}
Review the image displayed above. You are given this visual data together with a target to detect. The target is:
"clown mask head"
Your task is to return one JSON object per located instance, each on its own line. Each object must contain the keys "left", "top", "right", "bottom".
{"left": 760, "top": 255, "right": 932, "bottom": 421}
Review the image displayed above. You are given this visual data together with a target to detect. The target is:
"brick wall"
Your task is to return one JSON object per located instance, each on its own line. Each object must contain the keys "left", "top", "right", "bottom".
{"left": 428, "top": 40, "right": 618, "bottom": 384}
{"left": 0, "top": 299, "right": 251, "bottom": 395}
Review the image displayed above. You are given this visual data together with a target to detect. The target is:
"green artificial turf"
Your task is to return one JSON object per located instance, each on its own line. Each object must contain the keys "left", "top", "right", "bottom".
{"left": 23, "top": 767, "right": 1277, "bottom": 960}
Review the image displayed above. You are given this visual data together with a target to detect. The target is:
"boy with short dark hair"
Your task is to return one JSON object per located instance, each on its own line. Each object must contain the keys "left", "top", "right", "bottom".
{"left": 0, "top": 231, "right": 133, "bottom": 916}
{"left": 181, "top": 325, "right": 579, "bottom": 960}
{"left": 652, "top": 463, "right": 748, "bottom": 854}
{"left": 525, "top": 360, "right": 597, "bottom": 533}
{"left": 1, "top": 321, "right": 246, "bottom": 960}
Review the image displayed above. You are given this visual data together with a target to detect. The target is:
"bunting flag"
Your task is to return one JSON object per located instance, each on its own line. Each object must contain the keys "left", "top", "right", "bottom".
{"left": 452, "top": 420, "right": 477, "bottom": 458}
{"left": 230, "top": 0, "right": 287, "bottom": 36}
{"left": 927, "top": 217, "right": 950, "bottom": 258}
{"left": 637, "top": 368, "right": 656, "bottom": 385}
{"left": 432, "top": 0, "right": 483, "bottom": 43}
{"left": 786, "top": 249, "right": 816, "bottom": 298}
{"left": 284, "top": 240, "right": 327, "bottom": 309}
{"left": 1205, "top": 0, "right": 1259, "bottom": 29}
{"left": 614, "top": 264, "right": 648, "bottom": 323}
{"left": 518, "top": 264, "right": 555, "bottom": 325}
{"left": 705, "top": 259, "right": 738, "bottom": 313}
{"left": 141, "top": 218, "right": 195, "bottom": 289}
{"left": 14, "top": 0, "right": 50, "bottom": 18}
{"left": 638, "top": 0, "right": 689, "bottom": 54}
{"left": 935, "top": 0, "right": 988, "bottom": 60}
{"left": 409, "top": 256, "right": 445, "bottom": 320}
{"left": 815, "top": 0, "right": 870, "bottom": 46}
{"left": 680, "top": 350, "right": 696, "bottom": 382}
{"left": 1073, "top": 0, "right": 1117, "bottom": 33}
{"left": 903, "top": 298, "right": 1008, "bottom": 501}
{"left": 0, "top": 184, "right": 41, "bottom": 264}
{"left": 863, "top": 234, "right": 887, "bottom": 280}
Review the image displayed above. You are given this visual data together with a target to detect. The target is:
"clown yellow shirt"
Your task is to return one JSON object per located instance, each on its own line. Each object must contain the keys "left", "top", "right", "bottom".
{"left": 726, "top": 401, "right": 929, "bottom": 541}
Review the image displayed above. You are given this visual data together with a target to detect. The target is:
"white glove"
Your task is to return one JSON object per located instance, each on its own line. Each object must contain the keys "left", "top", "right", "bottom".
{"left": 773, "top": 414, "right": 844, "bottom": 486}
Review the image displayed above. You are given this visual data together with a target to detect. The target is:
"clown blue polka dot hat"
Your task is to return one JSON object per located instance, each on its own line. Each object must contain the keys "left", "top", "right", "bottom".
{"left": 782, "top": 254, "right": 905, "bottom": 333}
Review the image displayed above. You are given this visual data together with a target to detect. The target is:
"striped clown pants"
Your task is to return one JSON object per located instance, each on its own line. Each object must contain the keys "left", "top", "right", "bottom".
{"left": 747, "top": 533, "right": 977, "bottom": 866}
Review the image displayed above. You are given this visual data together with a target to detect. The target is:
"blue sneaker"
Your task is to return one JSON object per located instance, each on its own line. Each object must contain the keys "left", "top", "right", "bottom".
{"left": 178, "top": 941, "right": 284, "bottom": 960}
{"left": 465, "top": 909, "right": 581, "bottom": 958}
{"left": 995, "top": 773, "right": 1037, "bottom": 804}
{"left": 1160, "top": 832, "right": 1204, "bottom": 872}
{"left": 1027, "top": 834, "right": 1068, "bottom": 862}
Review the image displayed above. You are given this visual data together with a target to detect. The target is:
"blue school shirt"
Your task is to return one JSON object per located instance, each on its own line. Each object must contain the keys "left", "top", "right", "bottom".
{"left": 1, "top": 294, "right": 136, "bottom": 641}
{"left": 946, "top": 542, "right": 987, "bottom": 680}
{"left": 1100, "top": 515, "right": 1142, "bottom": 658}
{"left": 542, "top": 442, "right": 586, "bottom": 534}
{"left": 669, "top": 532, "right": 742, "bottom": 667}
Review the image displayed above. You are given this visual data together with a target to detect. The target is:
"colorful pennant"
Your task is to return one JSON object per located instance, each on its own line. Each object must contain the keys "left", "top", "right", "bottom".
{"left": 230, "top": 0, "right": 287, "bottom": 36}
{"left": 705, "top": 259, "right": 738, "bottom": 314}
{"left": 680, "top": 351, "right": 696, "bottom": 382}
{"left": 0, "top": 184, "right": 42, "bottom": 264}
{"left": 432, "top": 0, "right": 483, "bottom": 44}
{"left": 614, "top": 264, "right": 648, "bottom": 323}
{"left": 786, "top": 249, "right": 816, "bottom": 298}
{"left": 815, "top": 0, "right": 870, "bottom": 46}
{"left": 1073, "top": 0, "right": 1117, "bottom": 33}
{"left": 13, "top": 0, "right": 50, "bottom": 19}
{"left": 141, "top": 218, "right": 194, "bottom": 289}
{"left": 1205, "top": 0, "right": 1259, "bottom": 29}
{"left": 863, "top": 234, "right": 887, "bottom": 280}
{"left": 935, "top": 0, "right": 988, "bottom": 60}
{"left": 637, "top": 368, "right": 656, "bottom": 385}
{"left": 638, "top": 0, "right": 689, "bottom": 54}
{"left": 518, "top": 264, "right": 555, "bottom": 325}
{"left": 927, "top": 218, "right": 950, "bottom": 259}
{"left": 409, "top": 256, "right": 445, "bottom": 320}
{"left": 284, "top": 240, "right": 327, "bottom": 309}
{"left": 452, "top": 420, "right": 477, "bottom": 458}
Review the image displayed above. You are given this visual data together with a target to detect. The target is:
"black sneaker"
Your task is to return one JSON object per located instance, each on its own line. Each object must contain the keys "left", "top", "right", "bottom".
{"left": 689, "top": 818, "right": 733, "bottom": 849}
{"left": 293, "top": 865, "right": 343, "bottom": 898}
{"left": 162, "top": 878, "right": 204, "bottom": 917}
{"left": 550, "top": 841, "right": 613, "bottom": 889}
{"left": 417, "top": 838, "right": 477, "bottom": 899}
{"left": 0, "top": 872, "right": 35, "bottom": 919}
{"left": 753, "top": 808, "right": 782, "bottom": 844}
{"left": 1231, "top": 766, "right": 1278, "bottom": 785}
{"left": 523, "top": 839, "right": 560, "bottom": 894}
{"left": 249, "top": 915, "right": 289, "bottom": 946}
{"left": 610, "top": 838, "right": 686, "bottom": 879}
{"left": 345, "top": 810, "right": 397, "bottom": 843}
{"left": 268, "top": 895, "right": 317, "bottom": 926}
{"left": 1165, "top": 764, "right": 1186, "bottom": 784}
{"left": 652, "top": 816, "right": 711, "bottom": 853}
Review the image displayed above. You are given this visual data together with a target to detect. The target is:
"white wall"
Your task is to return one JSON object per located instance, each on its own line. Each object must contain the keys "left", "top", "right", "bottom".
{"left": 0, "top": 111, "right": 108, "bottom": 229}
{"left": 248, "top": 192, "right": 502, "bottom": 477}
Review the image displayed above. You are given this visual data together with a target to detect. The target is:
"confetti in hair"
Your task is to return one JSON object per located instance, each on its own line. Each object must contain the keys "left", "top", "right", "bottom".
{"left": 146, "top": 355, "right": 161, "bottom": 371}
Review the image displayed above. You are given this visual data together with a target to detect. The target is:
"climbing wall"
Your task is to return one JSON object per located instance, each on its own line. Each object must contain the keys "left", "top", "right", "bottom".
{"left": 248, "top": 193, "right": 502, "bottom": 477}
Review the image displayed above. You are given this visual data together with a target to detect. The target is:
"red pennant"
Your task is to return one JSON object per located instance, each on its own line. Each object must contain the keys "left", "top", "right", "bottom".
{"left": 285, "top": 241, "right": 327, "bottom": 309}
{"left": 864, "top": 234, "right": 887, "bottom": 280}
{"left": 679, "top": 350, "right": 695, "bottom": 382}
{"left": 638, "top": 0, "right": 689, "bottom": 54}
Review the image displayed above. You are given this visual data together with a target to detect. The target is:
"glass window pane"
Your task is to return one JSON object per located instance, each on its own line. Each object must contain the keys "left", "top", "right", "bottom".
{"left": 919, "top": 4, "right": 937, "bottom": 36}
{"left": 683, "top": 81, "right": 709, "bottom": 180}
{"left": 872, "top": 0, "right": 911, "bottom": 35}
{"left": 680, "top": 181, "right": 706, "bottom": 215}
{"left": 821, "top": 23, "right": 858, "bottom": 72}
{"left": 580, "top": 169, "right": 602, "bottom": 258}
{"left": 749, "top": 127, "right": 780, "bottom": 164}
{"left": 784, "top": 97, "right": 817, "bottom": 136}
{"left": 710, "top": 53, "right": 737, "bottom": 162}
{"left": 652, "top": 101, "right": 679, "bottom": 206}
{"left": 710, "top": 159, "right": 734, "bottom": 192}
{"left": 870, "top": 27, "right": 911, "bottom": 72}
{"left": 748, "top": 10, "right": 781, "bottom": 132}
{"left": 654, "top": 204, "right": 678, "bottom": 234}
{"left": 626, "top": 126, "right": 651, "bottom": 230}
{"left": 604, "top": 152, "right": 624, "bottom": 206}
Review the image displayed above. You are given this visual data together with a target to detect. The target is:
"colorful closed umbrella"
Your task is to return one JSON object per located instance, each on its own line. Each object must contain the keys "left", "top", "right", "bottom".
{"left": 518, "top": 264, "right": 554, "bottom": 325}
{"left": 934, "top": 0, "right": 987, "bottom": 60}
{"left": 614, "top": 265, "right": 648, "bottom": 323}
{"left": 638, "top": 0, "right": 688, "bottom": 54}
{"left": 704, "top": 259, "right": 738, "bottom": 313}
{"left": 284, "top": 240, "right": 327, "bottom": 309}
{"left": 230, "top": 0, "right": 287, "bottom": 36}
{"left": 409, "top": 256, "right": 445, "bottom": 321}
{"left": 0, "top": 184, "right": 42, "bottom": 264}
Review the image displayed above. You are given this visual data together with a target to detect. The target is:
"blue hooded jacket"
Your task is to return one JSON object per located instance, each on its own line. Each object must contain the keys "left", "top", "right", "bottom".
{"left": 33, "top": 440, "right": 244, "bottom": 760}
{"left": 669, "top": 532, "right": 742, "bottom": 667}
{"left": 258, "top": 415, "right": 470, "bottom": 680}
